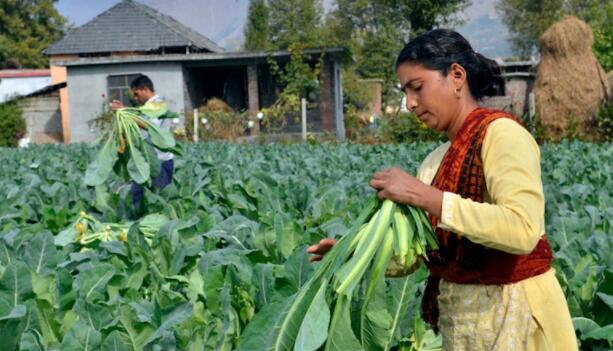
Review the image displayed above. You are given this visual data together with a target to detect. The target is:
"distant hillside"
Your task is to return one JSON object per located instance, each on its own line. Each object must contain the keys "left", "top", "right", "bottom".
{"left": 456, "top": 14, "right": 515, "bottom": 59}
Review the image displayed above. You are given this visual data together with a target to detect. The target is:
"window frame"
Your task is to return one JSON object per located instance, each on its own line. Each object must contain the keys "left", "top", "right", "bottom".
{"left": 106, "top": 73, "right": 142, "bottom": 107}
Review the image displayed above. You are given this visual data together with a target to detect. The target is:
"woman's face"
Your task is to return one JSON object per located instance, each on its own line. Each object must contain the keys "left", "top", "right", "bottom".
{"left": 397, "top": 62, "right": 461, "bottom": 133}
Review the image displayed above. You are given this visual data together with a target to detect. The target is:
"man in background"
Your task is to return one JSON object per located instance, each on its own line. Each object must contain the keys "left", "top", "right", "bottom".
{"left": 110, "top": 75, "right": 174, "bottom": 216}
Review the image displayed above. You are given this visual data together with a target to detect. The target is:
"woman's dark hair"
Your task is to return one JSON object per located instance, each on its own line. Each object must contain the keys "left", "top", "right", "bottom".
{"left": 130, "top": 75, "right": 155, "bottom": 92}
{"left": 396, "top": 29, "right": 504, "bottom": 99}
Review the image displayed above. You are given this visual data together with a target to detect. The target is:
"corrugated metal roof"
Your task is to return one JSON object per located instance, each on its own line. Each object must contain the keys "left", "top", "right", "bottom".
{"left": 56, "top": 47, "right": 347, "bottom": 67}
{"left": 25, "top": 82, "right": 67, "bottom": 97}
{"left": 44, "top": 0, "right": 224, "bottom": 55}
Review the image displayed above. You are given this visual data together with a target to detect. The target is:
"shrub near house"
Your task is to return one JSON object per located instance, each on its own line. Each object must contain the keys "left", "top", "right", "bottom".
{"left": 0, "top": 101, "right": 26, "bottom": 147}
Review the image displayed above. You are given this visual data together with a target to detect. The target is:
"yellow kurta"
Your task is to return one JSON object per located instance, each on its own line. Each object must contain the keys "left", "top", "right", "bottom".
{"left": 415, "top": 118, "right": 577, "bottom": 351}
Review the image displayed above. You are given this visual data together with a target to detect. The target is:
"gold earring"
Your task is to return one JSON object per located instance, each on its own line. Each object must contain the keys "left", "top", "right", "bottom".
{"left": 454, "top": 88, "right": 461, "bottom": 99}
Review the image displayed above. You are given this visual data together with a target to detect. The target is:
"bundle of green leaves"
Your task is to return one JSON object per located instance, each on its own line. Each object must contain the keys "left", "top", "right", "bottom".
{"left": 54, "top": 211, "right": 169, "bottom": 247}
{"left": 239, "top": 197, "right": 439, "bottom": 351}
{"left": 85, "top": 107, "right": 182, "bottom": 186}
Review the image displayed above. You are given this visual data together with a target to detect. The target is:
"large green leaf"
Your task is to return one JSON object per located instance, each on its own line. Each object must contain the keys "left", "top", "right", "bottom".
{"left": 19, "top": 331, "right": 43, "bottom": 351}
{"left": 597, "top": 293, "right": 613, "bottom": 312}
{"left": 573, "top": 317, "right": 601, "bottom": 338}
{"left": 126, "top": 142, "right": 150, "bottom": 184}
{"left": 594, "top": 269, "right": 613, "bottom": 326}
{"left": 54, "top": 225, "right": 77, "bottom": 247}
{"left": 0, "top": 304, "right": 27, "bottom": 351}
{"left": 584, "top": 325, "right": 613, "bottom": 341}
{"left": 360, "top": 245, "right": 393, "bottom": 351}
{"left": 73, "top": 263, "right": 116, "bottom": 303}
{"left": 32, "top": 299, "right": 61, "bottom": 346}
{"left": 283, "top": 247, "right": 313, "bottom": 292}
{"left": 84, "top": 132, "right": 119, "bottom": 186}
{"left": 294, "top": 281, "right": 330, "bottom": 351}
{"left": 325, "top": 295, "right": 364, "bottom": 351}
{"left": 239, "top": 279, "right": 321, "bottom": 351}
{"left": 74, "top": 299, "right": 117, "bottom": 331}
{"left": 23, "top": 232, "right": 61, "bottom": 275}
{"left": 214, "top": 271, "right": 234, "bottom": 350}
{"left": 237, "top": 296, "right": 293, "bottom": 351}
{"left": 101, "top": 330, "right": 129, "bottom": 351}
{"left": 31, "top": 272, "right": 56, "bottom": 305}
{"left": 146, "top": 123, "right": 175, "bottom": 150}
{"left": 143, "top": 302, "right": 193, "bottom": 346}
{"left": 274, "top": 213, "right": 301, "bottom": 259}
{"left": 137, "top": 101, "right": 168, "bottom": 119}
{"left": 119, "top": 304, "right": 156, "bottom": 350}
{"left": 252, "top": 263, "right": 279, "bottom": 309}
{"left": 0, "top": 261, "right": 33, "bottom": 311}
{"left": 60, "top": 320, "right": 102, "bottom": 351}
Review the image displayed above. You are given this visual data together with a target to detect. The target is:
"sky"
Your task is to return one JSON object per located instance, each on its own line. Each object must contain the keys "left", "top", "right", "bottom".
{"left": 54, "top": 0, "right": 513, "bottom": 57}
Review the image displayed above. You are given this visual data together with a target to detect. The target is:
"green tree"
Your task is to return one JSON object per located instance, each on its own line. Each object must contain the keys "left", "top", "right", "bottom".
{"left": 257, "top": 0, "right": 470, "bottom": 124}
{"left": 268, "top": 0, "right": 324, "bottom": 49}
{"left": 323, "top": 0, "right": 469, "bottom": 104}
{"left": 244, "top": 0, "right": 271, "bottom": 51}
{"left": 497, "top": 0, "right": 613, "bottom": 70}
{"left": 259, "top": 0, "right": 325, "bottom": 127}
{"left": 0, "top": 0, "right": 68, "bottom": 68}
{"left": 588, "top": 1, "right": 613, "bottom": 71}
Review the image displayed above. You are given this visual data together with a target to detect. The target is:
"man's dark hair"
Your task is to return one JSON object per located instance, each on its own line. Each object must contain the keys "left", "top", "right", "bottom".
{"left": 130, "top": 75, "right": 155, "bottom": 92}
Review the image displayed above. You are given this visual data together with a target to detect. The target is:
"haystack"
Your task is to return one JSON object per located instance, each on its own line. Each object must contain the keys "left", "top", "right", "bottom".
{"left": 534, "top": 16, "right": 608, "bottom": 139}
{"left": 199, "top": 97, "right": 234, "bottom": 113}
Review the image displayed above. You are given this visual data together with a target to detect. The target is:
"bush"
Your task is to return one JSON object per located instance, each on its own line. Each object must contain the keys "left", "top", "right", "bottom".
{"left": 185, "top": 109, "right": 248, "bottom": 141}
{"left": 377, "top": 111, "right": 445, "bottom": 143}
{"left": 88, "top": 99, "right": 114, "bottom": 133}
{"left": 0, "top": 102, "right": 26, "bottom": 147}
{"left": 260, "top": 92, "right": 301, "bottom": 133}
{"left": 525, "top": 105, "right": 612, "bottom": 144}
{"left": 342, "top": 70, "right": 376, "bottom": 133}
{"left": 594, "top": 103, "right": 613, "bottom": 142}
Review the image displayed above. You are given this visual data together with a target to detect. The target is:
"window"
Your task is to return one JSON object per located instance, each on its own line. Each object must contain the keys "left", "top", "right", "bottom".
{"left": 107, "top": 74, "right": 142, "bottom": 106}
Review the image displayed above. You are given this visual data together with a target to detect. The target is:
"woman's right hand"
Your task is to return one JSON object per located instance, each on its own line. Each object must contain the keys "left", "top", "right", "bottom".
{"left": 306, "top": 238, "right": 337, "bottom": 262}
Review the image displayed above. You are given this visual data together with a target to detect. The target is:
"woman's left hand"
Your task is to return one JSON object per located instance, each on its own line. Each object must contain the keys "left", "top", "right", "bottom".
{"left": 369, "top": 167, "right": 443, "bottom": 219}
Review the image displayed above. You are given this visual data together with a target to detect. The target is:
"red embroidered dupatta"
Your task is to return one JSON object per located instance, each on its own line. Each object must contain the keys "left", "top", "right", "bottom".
{"left": 422, "top": 108, "right": 552, "bottom": 330}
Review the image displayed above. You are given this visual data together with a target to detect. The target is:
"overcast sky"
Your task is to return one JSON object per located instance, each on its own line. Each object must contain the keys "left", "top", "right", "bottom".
{"left": 55, "top": 0, "right": 512, "bottom": 57}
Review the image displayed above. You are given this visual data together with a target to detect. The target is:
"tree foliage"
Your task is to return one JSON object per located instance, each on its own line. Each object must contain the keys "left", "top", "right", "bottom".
{"left": 497, "top": 0, "right": 613, "bottom": 70}
{"left": 243, "top": 0, "right": 271, "bottom": 51}
{"left": 324, "top": 0, "right": 469, "bottom": 103}
{"left": 0, "top": 0, "right": 68, "bottom": 68}
{"left": 243, "top": 0, "right": 469, "bottom": 111}
{"left": 268, "top": 0, "right": 324, "bottom": 49}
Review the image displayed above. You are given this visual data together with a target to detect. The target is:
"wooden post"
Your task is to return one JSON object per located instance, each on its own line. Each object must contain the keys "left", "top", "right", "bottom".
{"left": 247, "top": 64, "right": 260, "bottom": 135}
{"left": 301, "top": 98, "right": 307, "bottom": 141}
{"left": 319, "top": 60, "right": 334, "bottom": 132}
{"left": 193, "top": 108, "right": 199, "bottom": 142}
{"left": 528, "top": 92, "right": 536, "bottom": 134}
{"left": 333, "top": 60, "right": 345, "bottom": 141}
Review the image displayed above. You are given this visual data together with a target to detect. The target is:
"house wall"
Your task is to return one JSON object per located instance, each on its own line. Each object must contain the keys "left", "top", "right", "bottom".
{"left": 480, "top": 76, "right": 534, "bottom": 117}
{"left": 50, "top": 65, "right": 71, "bottom": 142}
{"left": 66, "top": 62, "right": 184, "bottom": 142}
{"left": 19, "top": 95, "right": 63, "bottom": 143}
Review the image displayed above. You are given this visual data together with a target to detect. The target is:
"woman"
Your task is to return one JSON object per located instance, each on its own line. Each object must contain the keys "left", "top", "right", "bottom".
{"left": 307, "top": 29, "right": 577, "bottom": 351}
